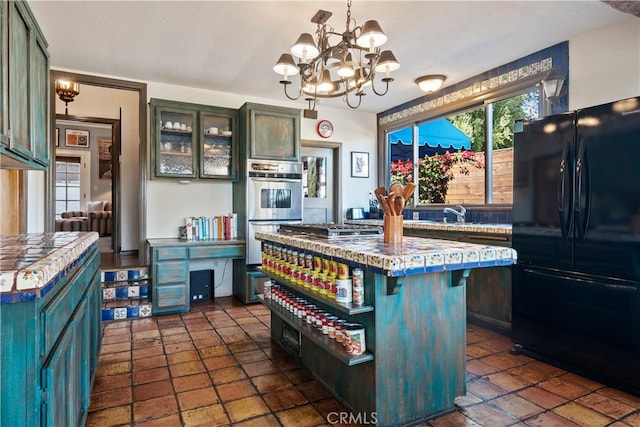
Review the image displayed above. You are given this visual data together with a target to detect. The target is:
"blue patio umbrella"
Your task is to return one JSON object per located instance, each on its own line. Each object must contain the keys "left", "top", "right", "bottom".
{"left": 389, "top": 119, "right": 471, "bottom": 161}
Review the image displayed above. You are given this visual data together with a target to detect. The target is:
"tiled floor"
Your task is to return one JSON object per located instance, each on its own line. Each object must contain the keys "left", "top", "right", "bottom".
{"left": 88, "top": 297, "right": 640, "bottom": 427}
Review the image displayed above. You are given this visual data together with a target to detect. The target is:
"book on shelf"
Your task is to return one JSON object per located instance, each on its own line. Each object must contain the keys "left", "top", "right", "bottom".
{"left": 183, "top": 214, "right": 238, "bottom": 240}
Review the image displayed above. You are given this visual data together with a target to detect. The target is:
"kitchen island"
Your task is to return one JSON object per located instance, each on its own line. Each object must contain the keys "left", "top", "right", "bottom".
{"left": 0, "top": 232, "right": 101, "bottom": 427}
{"left": 349, "top": 219, "right": 514, "bottom": 333}
{"left": 255, "top": 230, "right": 517, "bottom": 426}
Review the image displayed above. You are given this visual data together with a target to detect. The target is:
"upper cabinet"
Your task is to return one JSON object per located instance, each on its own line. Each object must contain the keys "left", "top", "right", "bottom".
{"left": 150, "top": 98, "right": 238, "bottom": 181}
{"left": 240, "top": 102, "right": 301, "bottom": 162}
{"left": 0, "top": 0, "right": 50, "bottom": 170}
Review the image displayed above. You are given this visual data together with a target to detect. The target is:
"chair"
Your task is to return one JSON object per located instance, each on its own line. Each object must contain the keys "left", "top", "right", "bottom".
{"left": 88, "top": 201, "right": 112, "bottom": 236}
{"left": 57, "top": 200, "right": 112, "bottom": 236}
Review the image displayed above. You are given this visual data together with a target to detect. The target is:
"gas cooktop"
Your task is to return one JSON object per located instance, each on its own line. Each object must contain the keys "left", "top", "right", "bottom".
{"left": 278, "top": 223, "right": 383, "bottom": 238}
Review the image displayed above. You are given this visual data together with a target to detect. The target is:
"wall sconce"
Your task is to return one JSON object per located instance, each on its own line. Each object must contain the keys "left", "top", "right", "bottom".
{"left": 541, "top": 70, "right": 566, "bottom": 103}
{"left": 55, "top": 80, "right": 80, "bottom": 115}
{"left": 415, "top": 75, "right": 446, "bottom": 94}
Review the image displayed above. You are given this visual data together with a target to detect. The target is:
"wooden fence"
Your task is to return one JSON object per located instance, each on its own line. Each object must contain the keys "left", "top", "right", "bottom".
{"left": 445, "top": 147, "right": 513, "bottom": 204}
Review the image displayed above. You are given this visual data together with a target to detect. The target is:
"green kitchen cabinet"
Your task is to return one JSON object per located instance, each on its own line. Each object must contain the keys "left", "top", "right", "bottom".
{"left": 239, "top": 102, "right": 301, "bottom": 162}
{"left": 0, "top": 0, "right": 50, "bottom": 170}
{"left": 150, "top": 98, "right": 238, "bottom": 180}
{"left": 0, "top": 244, "right": 101, "bottom": 427}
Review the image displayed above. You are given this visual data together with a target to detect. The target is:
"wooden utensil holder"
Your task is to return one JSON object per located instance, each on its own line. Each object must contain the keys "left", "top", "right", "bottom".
{"left": 383, "top": 215, "right": 403, "bottom": 244}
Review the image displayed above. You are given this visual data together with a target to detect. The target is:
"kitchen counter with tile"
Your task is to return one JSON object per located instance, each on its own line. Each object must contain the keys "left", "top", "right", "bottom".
{"left": 0, "top": 232, "right": 101, "bottom": 426}
{"left": 255, "top": 230, "right": 516, "bottom": 426}
{"left": 0, "top": 231, "right": 99, "bottom": 303}
{"left": 346, "top": 218, "right": 512, "bottom": 235}
{"left": 256, "top": 230, "right": 516, "bottom": 278}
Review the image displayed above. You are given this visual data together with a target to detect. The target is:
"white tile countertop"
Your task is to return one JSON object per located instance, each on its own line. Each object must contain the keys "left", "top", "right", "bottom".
{"left": 255, "top": 231, "right": 517, "bottom": 277}
{"left": 0, "top": 232, "right": 99, "bottom": 303}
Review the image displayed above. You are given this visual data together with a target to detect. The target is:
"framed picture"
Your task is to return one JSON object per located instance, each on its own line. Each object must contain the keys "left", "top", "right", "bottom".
{"left": 98, "top": 138, "right": 113, "bottom": 180}
{"left": 55, "top": 128, "right": 59, "bottom": 147}
{"left": 351, "top": 151, "right": 369, "bottom": 178}
{"left": 65, "top": 129, "right": 90, "bottom": 148}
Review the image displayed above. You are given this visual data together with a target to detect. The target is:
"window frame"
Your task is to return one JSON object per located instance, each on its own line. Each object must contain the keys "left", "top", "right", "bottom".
{"left": 379, "top": 74, "right": 552, "bottom": 206}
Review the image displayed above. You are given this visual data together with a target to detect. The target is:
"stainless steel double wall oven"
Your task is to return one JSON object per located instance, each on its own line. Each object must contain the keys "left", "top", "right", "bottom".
{"left": 246, "top": 160, "right": 302, "bottom": 265}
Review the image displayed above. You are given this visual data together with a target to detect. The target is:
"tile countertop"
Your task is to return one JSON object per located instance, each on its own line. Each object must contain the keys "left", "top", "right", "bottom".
{"left": 345, "top": 219, "right": 512, "bottom": 235}
{"left": 255, "top": 231, "right": 517, "bottom": 278}
{"left": 0, "top": 232, "right": 99, "bottom": 303}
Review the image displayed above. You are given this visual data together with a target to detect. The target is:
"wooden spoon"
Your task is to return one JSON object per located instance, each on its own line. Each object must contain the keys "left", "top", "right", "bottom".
{"left": 402, "top": 182, "right": 416, "bottom": 201}
{"left": 394, "top": 195, "right": 405, "bottom": 217}
{"left": 387, "top": 194, "right": 397, "bottom": 216}
{"left": 374, "top": 187, "right": 391, "bottom": 215}
{"left": 389, "top": 182, "right": 404, "bottom": 197}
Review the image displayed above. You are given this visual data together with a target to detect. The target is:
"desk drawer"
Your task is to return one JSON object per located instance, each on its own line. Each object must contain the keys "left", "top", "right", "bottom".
{"left": 189, "top": 245, "right": 243, "bottom": 260}
{"left": 155, "top": 247, "right": 188, "bottom": 261}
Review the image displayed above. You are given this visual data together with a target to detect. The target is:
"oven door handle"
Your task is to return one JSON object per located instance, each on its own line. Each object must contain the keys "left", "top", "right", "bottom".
{"left": 249, "top": 177, "right": 301, "bottom": 183}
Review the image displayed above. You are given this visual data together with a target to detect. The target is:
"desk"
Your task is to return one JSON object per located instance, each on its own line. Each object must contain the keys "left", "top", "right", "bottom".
{"left": 147, "top": 238, "right": 245, "bottom": 314}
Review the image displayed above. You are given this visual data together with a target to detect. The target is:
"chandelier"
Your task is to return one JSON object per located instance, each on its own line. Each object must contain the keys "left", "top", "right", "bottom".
{"left": 273, "top": 0, "right": 400, "bottom": 113}
{"left": 55, "top": 80, "right": 80, "bottom": 115}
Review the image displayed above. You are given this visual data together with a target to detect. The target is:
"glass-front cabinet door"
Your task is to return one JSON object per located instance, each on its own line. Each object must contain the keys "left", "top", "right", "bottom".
{"left": 200, "top": 109, "right": 238, "bottom": 180}
{"left": 151, "top": 98, "right": 238, "bottom": 180}
{"left": 154, "top": 108, "right": 197, "bottom": 178}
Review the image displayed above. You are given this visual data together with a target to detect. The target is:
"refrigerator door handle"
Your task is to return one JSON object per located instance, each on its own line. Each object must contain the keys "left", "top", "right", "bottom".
{"left": 558, "top": 145, "right": 572, "bottom": 242}
{"left": 575, "top": 143, "right": 592, "bottom": 244}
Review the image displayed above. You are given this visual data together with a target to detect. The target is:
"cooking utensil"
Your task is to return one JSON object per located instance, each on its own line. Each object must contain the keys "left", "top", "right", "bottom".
{"left": 389, "top": 182, "right": 404, "bottom": 197}
{"left": 374, "top": 187, "right": 391, "bottom": 215}
{"left": 394, "top": 195, "right": 405, "bottom": 217}
{"left": 387, "top": 194, "right": 397, "bottom": 215}
{"left": 402, "top": 183, "right": 416, "bottom": 201}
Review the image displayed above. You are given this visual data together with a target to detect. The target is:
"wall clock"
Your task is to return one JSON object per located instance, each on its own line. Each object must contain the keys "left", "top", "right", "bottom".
{"left": 317, "top": 120, "right": 334, "bottom": 138}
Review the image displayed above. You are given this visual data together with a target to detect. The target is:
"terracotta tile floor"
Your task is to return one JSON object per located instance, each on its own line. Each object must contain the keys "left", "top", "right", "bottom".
{"left": 88, "top": 297, "right": 640, "bottom": 426}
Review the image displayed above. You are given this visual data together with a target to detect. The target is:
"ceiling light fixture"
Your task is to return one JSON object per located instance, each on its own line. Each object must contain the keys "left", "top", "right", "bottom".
{"left": 55, "top": 80, "right": 80, "bottom": 115}
{"left": 273, "top": 0, "right": 400, "bottom": 114}
{"left": 415, "top": 75, "right": 447, "bottom": 94}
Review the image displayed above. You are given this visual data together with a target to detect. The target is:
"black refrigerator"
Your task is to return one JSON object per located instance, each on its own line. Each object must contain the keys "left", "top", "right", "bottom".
{"left": 512, "top": 96, "right": 640, "bottom": 396}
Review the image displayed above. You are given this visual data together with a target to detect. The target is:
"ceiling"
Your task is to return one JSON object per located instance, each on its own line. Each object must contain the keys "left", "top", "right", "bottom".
{"left": 29, "top": 1, "right": 632, "bottom": 114}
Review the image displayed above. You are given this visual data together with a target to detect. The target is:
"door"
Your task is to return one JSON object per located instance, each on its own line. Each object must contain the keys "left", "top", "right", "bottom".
{"left": 55, "top": 117, "right": 120, "bottom": 252}
{"left": 512, "top": 265, "right": 640, "bottom": 393}
{"left": 573, "top": 97, "right": 640, "bottom": 281}
{"left": 247, "top": 177, "right": 303, "bottom": 221}
{"left": 512, "top": 112, "right": 576, "bottom": 270}
{"left": 41, "top": 298, "right": 89, "bottom": 427}
{"left": 302, "top": 145, "right": 336, "bottom": 224}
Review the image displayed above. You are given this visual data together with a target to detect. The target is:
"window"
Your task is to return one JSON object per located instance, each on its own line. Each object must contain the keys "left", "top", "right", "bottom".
{"left": 387, "top": 87, "right": 541, "bottom": 205}
{"left": 55, "top": 157, "right": 81, "bottom": 219}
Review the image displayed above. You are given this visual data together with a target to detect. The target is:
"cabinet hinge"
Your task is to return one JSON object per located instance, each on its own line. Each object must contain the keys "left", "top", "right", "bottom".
{"left": 40, "top": 389, "right": 48, "bottom": 402}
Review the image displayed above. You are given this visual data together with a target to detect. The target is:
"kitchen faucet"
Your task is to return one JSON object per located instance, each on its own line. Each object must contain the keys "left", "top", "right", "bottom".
{"left": 443, "top": 205, "right": 466, "bottom": 223}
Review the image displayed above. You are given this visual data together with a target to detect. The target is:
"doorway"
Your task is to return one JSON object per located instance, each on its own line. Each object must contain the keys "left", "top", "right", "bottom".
{"left": 47, "top": 71, "right": 147, "bottom": 259}
{"left": 301, "top": 141, "right": 342, "bottom": 224}
{"left": 54, "top": 116, "right": 120, "bottom": 251}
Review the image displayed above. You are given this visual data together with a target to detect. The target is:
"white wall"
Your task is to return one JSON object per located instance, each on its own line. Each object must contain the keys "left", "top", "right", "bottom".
{"left": 569, "top": 16, "right": 640, "bottom": 109}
